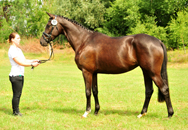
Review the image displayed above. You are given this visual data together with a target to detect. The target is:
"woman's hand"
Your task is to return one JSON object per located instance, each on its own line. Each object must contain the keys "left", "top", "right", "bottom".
{"left": 31, "top": 59, "right": 40, "bottom": 63}
{"left": 31, "top": 61, "right": 40, "bottom": 67}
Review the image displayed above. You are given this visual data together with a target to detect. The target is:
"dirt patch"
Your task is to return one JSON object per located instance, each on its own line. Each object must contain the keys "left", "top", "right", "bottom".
{"left": 168, "top": 63, "right": 188, "bottom": 68}
{"left": 1, "top": 38, "right": 73, "bottom": 55}
{"left": 20, "top": 38, "right": 69, "bottom": 54}
{"left": 20, "top": 38, "right": 47, "bottom": 53}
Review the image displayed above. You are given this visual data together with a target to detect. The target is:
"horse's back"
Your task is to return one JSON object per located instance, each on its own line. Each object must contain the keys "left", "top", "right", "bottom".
{"left": 133, "top": 34, "right": 162, "bottom": 47}
{"left": 78, "top": 33, "right": 138, "bottom": 73}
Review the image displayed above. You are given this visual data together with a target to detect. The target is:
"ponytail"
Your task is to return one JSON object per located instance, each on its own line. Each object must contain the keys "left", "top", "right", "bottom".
{"left": 8, "top": 32, "right": 18, "bottom": 43}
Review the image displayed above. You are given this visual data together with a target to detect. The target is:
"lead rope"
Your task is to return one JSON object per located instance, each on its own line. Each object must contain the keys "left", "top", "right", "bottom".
{"left": 31, "top": 42, "right": 54, "bottom": 70}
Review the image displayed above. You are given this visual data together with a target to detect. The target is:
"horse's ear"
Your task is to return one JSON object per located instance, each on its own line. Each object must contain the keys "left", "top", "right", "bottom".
{"left": 46, "top": 12, "right": 54, "bottom": 18}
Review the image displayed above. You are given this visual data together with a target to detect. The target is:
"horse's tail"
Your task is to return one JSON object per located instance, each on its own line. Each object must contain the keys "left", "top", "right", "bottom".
{"left": 158, "top": 41, "right": 168, "bottom": 102}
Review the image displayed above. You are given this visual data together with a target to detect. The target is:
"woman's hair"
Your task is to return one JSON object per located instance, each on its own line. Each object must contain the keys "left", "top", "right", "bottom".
{"left": 7, "top": 32, "right": 18, "bottom": 43}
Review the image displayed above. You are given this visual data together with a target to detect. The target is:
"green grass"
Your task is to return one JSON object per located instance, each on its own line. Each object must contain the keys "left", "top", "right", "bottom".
{"left": 0, "top": 48, "right": 188, "bottom": 130}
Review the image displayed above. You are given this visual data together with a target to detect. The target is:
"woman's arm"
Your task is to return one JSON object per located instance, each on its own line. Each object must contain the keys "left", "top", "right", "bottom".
{"left": 13, "top": 57, "right": 40, "bottom": 67}
{"left": 25, "top": 59, "right": 39, "bottom": 63}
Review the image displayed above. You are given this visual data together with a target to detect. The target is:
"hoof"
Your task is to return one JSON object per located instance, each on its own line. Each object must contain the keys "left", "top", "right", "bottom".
{"left": 168, "top": 111, "right": 174, "bottom": 118}
{"left": 168, "top": 115, "right": 173, "bottom": 118}
{"left": 81, "top": 110, "right": 91, "bottom": 118}
{"left": 94, "top": 111, "right": 99, "bottom": 116}
{"left": 81, "top": 115, "right": 87, "bottom": 118}
{"left": 94, "top": 113, "right": 98, "bottom": 116}
{"left": 137, "top": 113, "right": 146, "bottom": 118}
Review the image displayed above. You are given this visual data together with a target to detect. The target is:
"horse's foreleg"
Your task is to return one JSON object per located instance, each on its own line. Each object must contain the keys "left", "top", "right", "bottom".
{"left": 138, "top": 70, "right": 153, "bottom": 118}
{"left": 92, "top": 74, "right": 100, "bottom": 115}
{"left": 82, "top": 69, "right": 92, "bottom": 118}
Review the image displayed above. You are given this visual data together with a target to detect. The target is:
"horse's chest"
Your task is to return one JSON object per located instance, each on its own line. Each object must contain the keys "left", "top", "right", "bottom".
{"left": 75, "top": 51, "right": 96, "bottom": 72}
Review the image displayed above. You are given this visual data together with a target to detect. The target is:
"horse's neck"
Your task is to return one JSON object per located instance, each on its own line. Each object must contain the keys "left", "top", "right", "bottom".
{"left": 60, "top": 18, "right": 92, "bottom": 52}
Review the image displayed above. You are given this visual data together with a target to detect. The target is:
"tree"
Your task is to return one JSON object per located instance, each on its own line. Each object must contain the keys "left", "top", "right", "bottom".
{"left": 0, "top": 1, "right": 13, "bottom": 43}
{"left": 1, "top": 0, "right": 188, "bottom": 50}
{"left": 128, "top": 15, "right": 167, "bottom": 46}
{"left": 53, "top": 0, "right": 106, "bottom": 30}
{"left": 168, "top": 11, "right": 188, "bottom": 50}
{"left": 139, "top": 0, "right": 178, "bottom": 27}
{"left": 0, "top": 0, "right": 48, "bottom": 43}
{"left": 100, "top": 0, "right": 140, "bottom": 36}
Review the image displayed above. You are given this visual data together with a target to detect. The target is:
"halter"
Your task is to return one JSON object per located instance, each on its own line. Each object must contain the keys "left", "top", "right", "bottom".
{"left": 42, "top": 16, "right": 59, "bottom": 43}
{"left": 31, "top": 17, "right": 58, "bottom": 70}
{"left": 40, "top": 17, "right": 59, "bottom": 63}
{"left": 41, "top": 16, "right": 59, "bottom": 62}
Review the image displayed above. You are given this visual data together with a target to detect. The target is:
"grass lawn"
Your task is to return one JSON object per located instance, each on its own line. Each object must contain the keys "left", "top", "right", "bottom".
{"left": 0, "top": 47, "right": 188, "bottom": 130}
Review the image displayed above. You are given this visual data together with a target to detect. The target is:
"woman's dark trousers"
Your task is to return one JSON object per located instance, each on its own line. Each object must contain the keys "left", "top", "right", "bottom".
{"left": 9, "top": 76, "right": 24, "bottom": 114}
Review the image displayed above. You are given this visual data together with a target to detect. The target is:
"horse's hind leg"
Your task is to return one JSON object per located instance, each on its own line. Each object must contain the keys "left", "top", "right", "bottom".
{"left": 152, "top": 75, "right": 174, "bottom": 118}
{"left": 92, "top": 74, "right": 100, "bottom": 115}
{"left": 138, "top": 70, "right": 153, "bottom": 118}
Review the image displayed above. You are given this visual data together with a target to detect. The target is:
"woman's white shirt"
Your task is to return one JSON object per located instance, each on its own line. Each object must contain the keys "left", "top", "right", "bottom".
{"left": 8, "top": 45, "right": 25, "bottom": 76}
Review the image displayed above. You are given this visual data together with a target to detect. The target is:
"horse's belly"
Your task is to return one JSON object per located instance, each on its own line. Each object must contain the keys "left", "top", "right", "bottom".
{"left": 96, "top": 63, "right": 138, "bottom": 74}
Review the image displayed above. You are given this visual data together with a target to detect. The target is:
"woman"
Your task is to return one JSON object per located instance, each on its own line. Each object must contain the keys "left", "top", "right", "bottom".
{"left": 8, "top": 32, "right": 40, "bottom": 116}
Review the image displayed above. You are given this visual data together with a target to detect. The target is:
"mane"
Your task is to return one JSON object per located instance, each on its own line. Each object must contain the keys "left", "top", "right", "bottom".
{"left": 58, "top": 15, "right": 94, "bottom": 33}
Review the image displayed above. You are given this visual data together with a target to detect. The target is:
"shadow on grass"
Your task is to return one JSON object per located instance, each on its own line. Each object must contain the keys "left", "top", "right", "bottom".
{"left": 56, "top": 108, "right": 161, "bottom": 118}
{"left": 53, "top": 108, "right": 84, "bottom": 115}
{"left": 21, "top": 107, "right": 161, "bottom": 118}
{"left": 50, "top": 107, "right": 161, "bottom": 118}
{"left": 100, "top": 109, "right": 139, "bottom": 116}
{"left": 100, "top": 109, "right": 162, "bottom": 118}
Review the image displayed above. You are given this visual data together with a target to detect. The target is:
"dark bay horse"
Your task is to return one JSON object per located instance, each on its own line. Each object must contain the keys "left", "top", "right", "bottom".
{"left": 40, "top": 12, "right": 174, "bottom": 118}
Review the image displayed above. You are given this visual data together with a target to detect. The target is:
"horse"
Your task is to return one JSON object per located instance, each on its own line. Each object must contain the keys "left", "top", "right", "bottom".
{"left": 40, "top": 12, "right": 174, "bottom": 118}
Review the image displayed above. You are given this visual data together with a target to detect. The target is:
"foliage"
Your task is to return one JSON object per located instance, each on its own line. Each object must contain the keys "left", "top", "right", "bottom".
{"left": 26, "top": 8, "right": 49, "bottom": 37}
{"left": 168, "top": 11, "right": 188, "bottom": 49}
{"left": 1, "top": 0, "right": 188, "bottom": 49}
{"left": 128, "top": 15, "right": 167, "bottom": 46}
{"left": 0, "top": 18, "right": 13, "bottom": 43}
{"left": 138, "top": 0, "right": 178, "bottom": 27}
{"left": 53, "top": 0, "right": 106, "bottom": 30}
{"left": 0, "top": 0, "right": 47, "bottom": 41}
{"left": 102, "top": 0, "right": 140, "bottom": 36}
{"left": 0, "top": 1, "right": 12, "bottom": 42}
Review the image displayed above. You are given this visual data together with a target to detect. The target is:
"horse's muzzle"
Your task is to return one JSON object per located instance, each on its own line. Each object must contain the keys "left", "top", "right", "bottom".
{"left": 40, "top": 38, "right": 48, "bottom": 47}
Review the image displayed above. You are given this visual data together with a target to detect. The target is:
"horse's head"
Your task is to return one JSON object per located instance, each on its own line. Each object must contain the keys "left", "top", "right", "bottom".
{"left": 40, "top": 12, "right": 61, "bottom": 46}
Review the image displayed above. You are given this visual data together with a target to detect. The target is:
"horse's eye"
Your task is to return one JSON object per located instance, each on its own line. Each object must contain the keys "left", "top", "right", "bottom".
{"left": 46, "top": 24, "right": 50, "bottom": 28}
